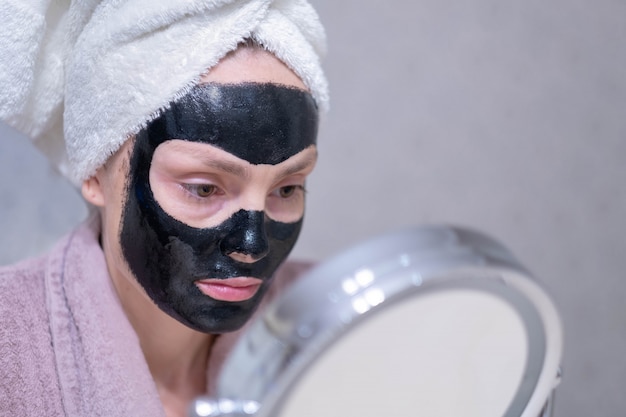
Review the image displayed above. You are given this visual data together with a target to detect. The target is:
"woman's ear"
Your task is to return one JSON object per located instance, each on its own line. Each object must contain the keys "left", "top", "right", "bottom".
{"left": 82, "top": 174, "right": 106, "bottom": 207}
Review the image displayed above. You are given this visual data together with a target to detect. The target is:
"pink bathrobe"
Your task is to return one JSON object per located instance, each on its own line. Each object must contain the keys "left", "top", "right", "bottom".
{"left": 0, "top": 215, "right": 311, "bottom": 416}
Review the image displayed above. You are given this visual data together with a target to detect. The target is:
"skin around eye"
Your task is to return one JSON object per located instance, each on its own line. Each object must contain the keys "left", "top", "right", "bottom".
{"left": 149, "top": 141, "right": 317, "bottom": 227}
{"left": 265, "top": 183, "right": 306, "bottom": 223}
{"left": 150, "top": 179, "right": 228, "bottom": 227}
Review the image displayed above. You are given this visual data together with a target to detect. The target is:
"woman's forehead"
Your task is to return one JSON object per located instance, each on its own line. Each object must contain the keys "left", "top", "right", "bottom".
{"left": 142, "top": 83, "right": 318, "bottom": 165}
{"left": 200, "top": 46, "right": 307, "bottom": 90}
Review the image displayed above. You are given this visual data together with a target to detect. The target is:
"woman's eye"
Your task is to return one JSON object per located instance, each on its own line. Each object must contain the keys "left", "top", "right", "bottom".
{"left": 184, "top": 184, "right": 218, "bottom": 198}
{"left": 277, "top": 185, "right": 303, "bottom": 198}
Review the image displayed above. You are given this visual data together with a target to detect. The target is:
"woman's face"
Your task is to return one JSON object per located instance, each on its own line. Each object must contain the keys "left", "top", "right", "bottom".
{"left": 86, "top": 47, "right": 318, "bottom": 333}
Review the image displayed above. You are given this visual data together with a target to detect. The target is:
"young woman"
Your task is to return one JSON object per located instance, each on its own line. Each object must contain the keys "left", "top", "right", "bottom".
{"left": 0, "top": 1, "right": 328, "bottom": 416}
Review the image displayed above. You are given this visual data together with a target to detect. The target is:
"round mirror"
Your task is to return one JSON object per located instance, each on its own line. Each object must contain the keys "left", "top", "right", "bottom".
{"left": 191, "top": 226, "right": 562, "bottom": 417}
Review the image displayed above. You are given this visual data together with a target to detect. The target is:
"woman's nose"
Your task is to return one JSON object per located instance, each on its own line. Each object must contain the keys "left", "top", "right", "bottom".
{"left": 219, "top": 210, "right": 270, "bottom": 262}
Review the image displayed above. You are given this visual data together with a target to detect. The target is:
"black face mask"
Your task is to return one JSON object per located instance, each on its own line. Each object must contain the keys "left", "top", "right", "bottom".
{"left": 119, "top": 83, "right": 318, "bottom": 333}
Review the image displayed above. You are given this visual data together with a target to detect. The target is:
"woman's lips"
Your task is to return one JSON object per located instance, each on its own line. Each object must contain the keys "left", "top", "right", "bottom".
{"left": 195, "top": 277, "right": 262, "bottom": 302}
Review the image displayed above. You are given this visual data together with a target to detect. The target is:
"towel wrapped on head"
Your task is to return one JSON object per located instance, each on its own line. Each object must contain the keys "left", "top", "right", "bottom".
{"left": 0, "top": 0, "right": 329, "bottom": 186}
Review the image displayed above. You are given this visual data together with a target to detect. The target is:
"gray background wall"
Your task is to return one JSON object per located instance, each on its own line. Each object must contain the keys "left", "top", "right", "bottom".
{"left": 1, "top": 1, "right": 624, "bottom": 416}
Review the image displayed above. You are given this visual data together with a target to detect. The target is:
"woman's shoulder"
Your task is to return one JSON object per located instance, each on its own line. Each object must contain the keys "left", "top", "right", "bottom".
{"left": 0, "top": 214, "right": 99, "bottom": 304}
{"left": 0, "top": 254, "right": 48, "bottom": 305}
{"left": 0, "top": 253, "right": 55, "bottom": 360}
{"left": 0, "top": 251, "right": 65, "bottom": 412}
{"left": 0, "top": 226, "right": 78, "bottom": 331}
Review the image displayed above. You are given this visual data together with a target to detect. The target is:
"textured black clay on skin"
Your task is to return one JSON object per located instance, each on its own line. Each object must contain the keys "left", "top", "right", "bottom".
{"left": 119, "top": 83, "right": 318, "bottom": 333}
{"left": 148, "top": 83, "right": 318, "bottom": 164}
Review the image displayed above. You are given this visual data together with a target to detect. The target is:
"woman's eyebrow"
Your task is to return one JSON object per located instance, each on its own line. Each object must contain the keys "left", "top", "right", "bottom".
{"left": 167, "top": 141, "right": 248, "bottom": 176}
{"left": 167, "top": 140, "right": 316, "bottom": 177}
{"left": 276, "top": 150, "right": 318, "bottom": 177}
{"left": 200, "top": 158, "right": 248, "bottom": 177}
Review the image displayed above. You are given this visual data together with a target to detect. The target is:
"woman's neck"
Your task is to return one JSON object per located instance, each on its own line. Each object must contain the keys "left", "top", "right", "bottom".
{"left": 139, "top": 312, "right": 214, "bottom": 417}
{"left": 107, "top": 257, "right": 215, "bottom": 417}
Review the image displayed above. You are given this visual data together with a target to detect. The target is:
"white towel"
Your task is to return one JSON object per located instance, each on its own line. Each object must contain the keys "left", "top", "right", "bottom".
{"left": 0, "top": 0, "right": 328, "bottom": 186}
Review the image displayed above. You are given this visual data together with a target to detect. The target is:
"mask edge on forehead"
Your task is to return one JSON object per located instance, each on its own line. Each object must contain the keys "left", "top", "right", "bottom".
{"left": 145, "top": 82, "right": 319, "bottom": 165}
